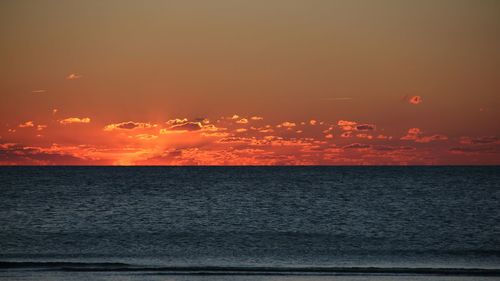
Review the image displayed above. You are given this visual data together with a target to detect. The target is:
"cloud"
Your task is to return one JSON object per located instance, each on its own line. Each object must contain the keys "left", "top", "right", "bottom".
{"left": 169, "top": 122, "right": 202, "bottom": 131}
{"left": 415, "top": 134, "right": 448, "bottom": 143}
{"left": 104, "top": 121, "right": 155, "bottom": 131}
{"left": 376, "top": 134, "right": 392, "bottom": 140}
{"left": 278, "top": 121, "right": 296, "bottom": 128}
{"left": 134, "top": 134, "right": 158, "bottom": 140}
{"left": 52, "top": 109, "right": 58, "bottom": 115}
{"left": 59, "top": 117, "right": 91, "bottom": 125}
{"left": 235, "top": 128, "right": 248, "bottom": 133}
{"left": 450, "top": 136, "right": 500, "bottom": 154}
{"left": 356, "top": 133, "right": 373, "bottom": 139}
{"left": 338, "top": 120, "right": 357, "bottom": 127}
{"left": 341, "top": 131, "right": 352, "bottom": 138}
{"left": 36, "top": 125, "right": 47, "bottom": 131}
{"left": 236, "top": 118, "right": 249, "bottom": 124}
{"left": 66, "top": 73, "right": 82, "bottom": 80}
{"left": 355, "top": 124, "right": 376, "bottom": 131}
{"left": 371, "top": 145, "right": 415, "bottom": 151}
{"left": 400, "top": 128, "right": 422, "bottom": 141}
{"left": 166, "top": 118, "right": 188, "bottom": 125}
{"left": 459, "top": 136, "right": 499, "bottom": 145}
{"left": 251, "top": 116, "right": 264, "bottom": 121}
{"left": 404, "top": 95, "right": 423, "bottom": 105}
{"left": 343, "top": 143, "right": 370, "bottom": 150}
{"left": 325, "top": 134, "right": 333, "bottom": 139}
{"left": 18, "top": 121, "right": 34, "bottom": 128}
{"left": 230, "top": 114, "right": 239, "bottom": 120}
{"left": 31, "top": 90, "right": 47, "bottom": 93}
{"left": 449, "top": 145, "right": 500, "bottom": 154}
{"left": 0, "top": 143, "right": 107, "bottom": 165}
{"left": 338, "top": 120, "right": 375, "bottom": 132}
{"left": 161, "top": 119, "right": 223, "bottom": 134}
{"left": 401, "top": 128, "right": 447, "bottom": 143}
{"left": 309, "top": 120, "right": 317, "bottom": 125}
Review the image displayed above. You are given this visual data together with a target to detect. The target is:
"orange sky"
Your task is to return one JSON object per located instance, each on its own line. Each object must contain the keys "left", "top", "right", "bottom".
{"left": 1, "top": 0, "right": 499, "bottom": 165}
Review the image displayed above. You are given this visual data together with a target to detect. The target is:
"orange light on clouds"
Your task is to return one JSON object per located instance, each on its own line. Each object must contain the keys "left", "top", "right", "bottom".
{"left": 0, "top": 1, "right": 499, "bottom": 165}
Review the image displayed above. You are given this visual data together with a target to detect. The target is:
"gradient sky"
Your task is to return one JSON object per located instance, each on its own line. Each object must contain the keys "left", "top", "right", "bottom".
{"left": 1, "top": 0, "right": 499, "bottom": 165}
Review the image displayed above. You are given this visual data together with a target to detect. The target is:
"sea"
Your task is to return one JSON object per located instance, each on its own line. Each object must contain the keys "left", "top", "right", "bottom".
{"left": 0, "top": 166, "right": 499, "bottom": 281}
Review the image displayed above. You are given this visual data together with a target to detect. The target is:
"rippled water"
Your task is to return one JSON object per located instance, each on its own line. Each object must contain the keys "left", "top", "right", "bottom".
{"left": 1, "top": 167, "right": 499, "bottom": 280}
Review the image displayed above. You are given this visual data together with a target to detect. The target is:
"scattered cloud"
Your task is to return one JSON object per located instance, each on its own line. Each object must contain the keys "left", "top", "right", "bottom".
{"left": 66, "top": 73, "right": 83, "bottom": 80}
{"left": 449, "top": 145, "right": 500, "bottom": 154}
{"left": 343, "top": 143, "right": 370, "bottom": 150}
{"left": 36, "top": 125, "right": 47, "bottom": 131}
{"left": 376, "top": 134, "right": 392, "bottom": 140}
{"left": 169, "top": 122, "right": 202, "bottom": 131}
{"left": 59, "top": 117, "right": 91, "bottom": 124}
{"left": 401, "top": 128, "right": 422, "bottom": 141}
{"left": 104, "top": 121, "right": 155, "bottom": 131}
{"left": 338, "top": 120, "right": 376, "bottom": 132}
{"left": 19, "top": 121, "right": 34, "bottom": 128}
{"left": 236, "top": 118, "right": 249, "bottom": 124}
{"left": 251, "top": 116, "right": 263, "bottom": 121}
{"left": 337, "top": 120, "right": 358, "bottom": 131}
{"left": 341, "top": 131, "right": 352, "bottom": 138}
{"left": 355, "top": 124, "right": 376, "bottom": 131}
{"left": 309, "top": 120, "right": 317, "bottom": 125}
{"left": 459, "top": 136, "right": 499, "bottom": 145}
{"left": 416, "top": 134, "right": 448, "bottom": 143}
{"left": 166, "top": 118, "right": 188, "bottom": 125}
{"left": 401, "top": 128, "right": 447, "bottom": 143}
{"left": 450, "top": 136, "right": 500, "bottom": 155}
{"left": 278, "top": 121, "right": 296, "bottom": 128}
{"left": 404, "top": 95, "right": 423, "bottom": 105}
{"left": 134, "top": 134, "right": 158, "bottom": 140}
{"left": 31, "top": 90, "right": 47, "bottom": 93}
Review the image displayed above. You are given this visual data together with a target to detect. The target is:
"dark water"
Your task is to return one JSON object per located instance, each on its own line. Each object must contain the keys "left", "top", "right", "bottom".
{"left": 1, "top": 167, "right": 499, "bottom": 280}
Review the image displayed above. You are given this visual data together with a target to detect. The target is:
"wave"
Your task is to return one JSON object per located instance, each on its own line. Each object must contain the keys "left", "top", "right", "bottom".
{"left": 1, "top": 262, "right": 500, "bottom": 276}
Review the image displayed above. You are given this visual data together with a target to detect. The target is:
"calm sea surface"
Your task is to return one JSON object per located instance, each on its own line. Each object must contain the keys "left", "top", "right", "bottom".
{"left": 0, "top": 167, "right": 499, "bottom": 281}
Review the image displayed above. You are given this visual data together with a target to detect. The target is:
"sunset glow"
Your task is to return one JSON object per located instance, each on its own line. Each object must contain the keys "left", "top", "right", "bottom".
{"left": 1, "top": 0, "right": 499, "bottom": 165}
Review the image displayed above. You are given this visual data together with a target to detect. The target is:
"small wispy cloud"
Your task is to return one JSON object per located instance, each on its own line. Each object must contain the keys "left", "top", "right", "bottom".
{"left": 403, "top": 95, "right": 423, "bottom": 105}
{"left": 59, "top": 117, "right": 91, "bottom": 124}
{"left": 32, "top": 89, "right": 47, "bottom": 93}
{"left": 103, "top": 121, "right": 155, "bottom": 131}
{"left": 18, "top": 121, "right": 35, "bottom": 128}
{"left": 66, "top": 73, "right": 83, "bottom": 80}
{"left": 236, "top": 118, "right": 249, "bottom": 124}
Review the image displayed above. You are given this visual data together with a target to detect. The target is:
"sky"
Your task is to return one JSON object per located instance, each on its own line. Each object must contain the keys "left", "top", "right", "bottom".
{"left": 1, "top": 0, "right": 500, "bottom": 165}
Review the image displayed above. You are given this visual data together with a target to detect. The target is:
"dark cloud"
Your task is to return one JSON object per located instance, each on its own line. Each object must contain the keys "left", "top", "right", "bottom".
{"left": 117, "top": 122, "right": 140, "bottom": 129}
{"left": 460, "top": 136, "right": 499, "bottom": 145}
{"left": 343, "top": 143, "right": 371, "bottom": 150}
{"left": 355, "top": 124, "right": 376, "bottom": 131}
{"left": 104, "top": 121, "right": 153, "bottom": 131}
{"left": 449, "top": 145, "right": 500, "bottom": 154}
{"left": 169, "top": 122, "right": 202, "bottom": 131}
{"left": 372, "top": 145, "right": 415, "bottom": 151}
{"left": 0, "top": 144, "right": 105, "bottom": 165}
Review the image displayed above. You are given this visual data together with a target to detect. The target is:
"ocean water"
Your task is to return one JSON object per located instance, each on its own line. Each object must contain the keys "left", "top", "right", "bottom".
{"left": 0, "top": 166, "right": 499, "bottom": 281}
